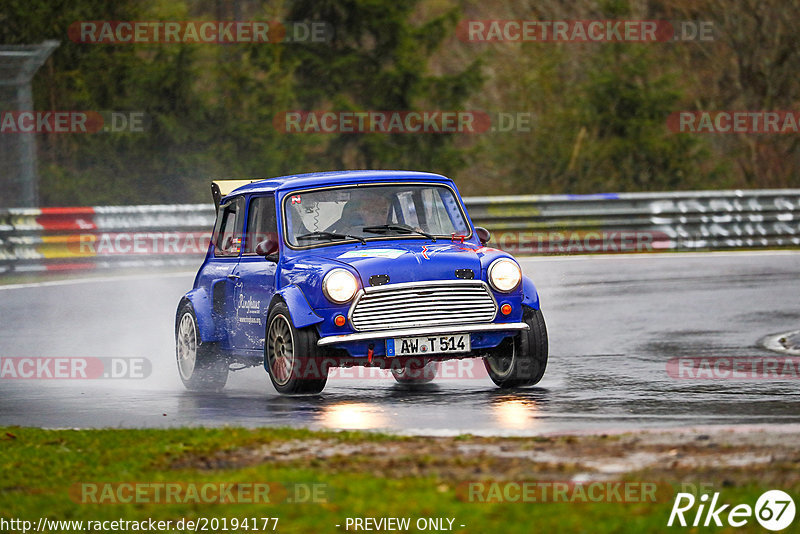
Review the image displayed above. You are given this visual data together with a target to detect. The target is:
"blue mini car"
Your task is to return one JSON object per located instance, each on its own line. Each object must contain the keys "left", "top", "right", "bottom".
{"left": 175, "top": 170, "right": 547, "bottom": 394}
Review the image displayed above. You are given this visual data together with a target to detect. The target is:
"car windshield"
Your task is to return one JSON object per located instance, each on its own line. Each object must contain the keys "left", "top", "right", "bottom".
{"left": 284, "top": 184, "right": 470, "bottom": 247}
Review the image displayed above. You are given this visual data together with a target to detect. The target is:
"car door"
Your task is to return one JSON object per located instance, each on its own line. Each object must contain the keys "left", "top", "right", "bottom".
{"left": 207, "top": 195, "right": 245, "bottom": 350}
{"left": 229, "top": 194, "right": 279, "bottom": 351}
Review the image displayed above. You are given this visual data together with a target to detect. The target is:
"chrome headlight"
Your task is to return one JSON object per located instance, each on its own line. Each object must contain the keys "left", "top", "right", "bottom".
{"left": 488, "top": 258, "right": 522, "bottom": 292}
{"left": 323, "top": 269, "right": 358, "bottom": 304}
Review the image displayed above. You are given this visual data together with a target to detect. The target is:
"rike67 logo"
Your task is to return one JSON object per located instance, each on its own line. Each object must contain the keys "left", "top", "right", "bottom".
{"left": 668, "top": 490, "right": 796, "bottom": 531}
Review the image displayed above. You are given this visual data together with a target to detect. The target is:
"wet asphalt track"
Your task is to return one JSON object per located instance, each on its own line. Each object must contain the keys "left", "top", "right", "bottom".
{"left": 0, "top": 251, "right": 798, "bottom": 435}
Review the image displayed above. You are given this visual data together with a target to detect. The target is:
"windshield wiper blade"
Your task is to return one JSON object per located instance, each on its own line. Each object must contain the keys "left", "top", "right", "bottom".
{"left": 297, "top": 231, "right": 366, "bottom": 245}
{"left": 361, "top": 224, "right": 437, "bottom": 242}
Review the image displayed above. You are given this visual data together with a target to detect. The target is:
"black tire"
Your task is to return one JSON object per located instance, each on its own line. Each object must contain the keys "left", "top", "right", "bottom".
{"left": 483, "top": 306, "right": 548, "bottom": 388}
{"left": 391, "top": 358, "right": 437, "bottom": 384}
{"left": 175, "top": 303, "right": 229, "bottom": 391}
{"left": 265, "top": 302, "right": 328, "bottom": 394}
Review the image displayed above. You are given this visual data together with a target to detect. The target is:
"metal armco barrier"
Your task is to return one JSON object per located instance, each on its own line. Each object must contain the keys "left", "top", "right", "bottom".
{"left": 466, "top": 189, "right": 800, "bottom": 254}
{"left": 0, "top": 205, "right": 215, "bottom": 274}
{"left": 1, "top": 189, "right": 798, "bottom": 274}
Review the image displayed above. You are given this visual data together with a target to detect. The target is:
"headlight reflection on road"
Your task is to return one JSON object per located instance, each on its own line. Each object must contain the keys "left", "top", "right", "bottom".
{"left": 491, "top": 396, "right": 539, "bottom": 430}
{"left": 320, "top": 402, "right": 387, "bottom": 430}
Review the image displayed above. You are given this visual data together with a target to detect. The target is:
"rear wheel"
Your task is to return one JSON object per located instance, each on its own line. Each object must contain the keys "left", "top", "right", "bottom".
{"left": 266, "top": 302, "right": 328, "bottom": 394}
{"left": 175, "top": 303, "right": 229, "bottom": 391}
{"left": 484, "top": 306, "right": 548, "bottom": 387}
{"left": 391, "top": 359, "right": 437, "bottom": 384}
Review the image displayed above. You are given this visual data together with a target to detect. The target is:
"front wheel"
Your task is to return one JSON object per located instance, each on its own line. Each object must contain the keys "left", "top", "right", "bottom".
{"left": 265, "top": 302, "right": 328, "bottom": 394}
{"left": 483, "top": 306, "right": 548, "bottom": 388}
{"left": 175, "top": 303, "right": 229, "bottom": 391}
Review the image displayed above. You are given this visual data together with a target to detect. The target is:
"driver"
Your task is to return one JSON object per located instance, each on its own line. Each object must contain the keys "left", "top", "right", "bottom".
{"left": 338, "top": 189, "right": 392, "bottom": 229}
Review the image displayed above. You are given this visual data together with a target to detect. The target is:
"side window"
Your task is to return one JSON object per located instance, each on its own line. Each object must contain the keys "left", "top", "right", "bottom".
{"left": 244, "top": 195, "right": 278, "bottom": 255}
{"left": 213, "top": 196, "right": 244, "bottom": 257}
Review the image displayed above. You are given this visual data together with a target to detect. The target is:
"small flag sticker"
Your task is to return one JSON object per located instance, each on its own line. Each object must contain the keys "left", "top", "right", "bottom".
{"left": 291, "top": 195, "right": 301, "bottom": 204}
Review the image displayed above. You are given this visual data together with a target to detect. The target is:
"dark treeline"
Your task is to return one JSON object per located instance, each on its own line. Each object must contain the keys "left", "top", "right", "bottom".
{"left": 1, "top": 0, "right": 798, "bottom": 205}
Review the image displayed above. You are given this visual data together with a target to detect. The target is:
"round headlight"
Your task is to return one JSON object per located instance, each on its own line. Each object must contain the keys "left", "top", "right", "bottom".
{"left": 323, "top": 269, "right": 358, "bottom": 304}
{"left": 488, "top": 258, "right": 522, "bottom": 292}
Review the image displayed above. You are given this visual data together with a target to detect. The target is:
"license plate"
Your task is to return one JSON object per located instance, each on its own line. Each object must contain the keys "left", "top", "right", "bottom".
{"left": 386, "top": 334, "right": 470, "bottom": 356}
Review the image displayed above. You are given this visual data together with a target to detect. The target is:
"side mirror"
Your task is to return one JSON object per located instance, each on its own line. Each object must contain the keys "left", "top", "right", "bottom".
{"left": 475, "top": 226, "right": 491, "bottom": 245}
{"left": 254, "top": 239, "right": 277, "bottom": 255}
{"left": 255, "top": 238, "right": 279, "bottom": 260}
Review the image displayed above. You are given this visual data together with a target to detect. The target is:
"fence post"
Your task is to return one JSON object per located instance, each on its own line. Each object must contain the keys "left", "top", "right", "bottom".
{"left": 0, "top": 40, "right": 60, "bottom": 208}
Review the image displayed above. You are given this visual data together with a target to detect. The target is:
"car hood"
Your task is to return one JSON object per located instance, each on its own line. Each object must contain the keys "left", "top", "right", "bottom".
{"left": 311, "top": 242, "right": 489, "bottom": 285}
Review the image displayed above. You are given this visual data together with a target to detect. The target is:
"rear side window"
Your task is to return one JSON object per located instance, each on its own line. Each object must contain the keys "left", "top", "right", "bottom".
{"left": 244, "top": 195, "right": 278, "bottom": 255}
{"left": 213, "top": 196, "right": 245, "bottom": 257}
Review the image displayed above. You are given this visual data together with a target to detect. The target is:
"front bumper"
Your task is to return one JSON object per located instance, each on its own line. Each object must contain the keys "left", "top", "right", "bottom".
{"left": 316, "top": 322, "right": 529, "bottom": 347}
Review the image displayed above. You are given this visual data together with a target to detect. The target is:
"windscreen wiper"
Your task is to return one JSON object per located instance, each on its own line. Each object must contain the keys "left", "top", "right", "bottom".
{"left": 297, "top": 231, "right": 366, "bottom": 245}
{"left": 361, "top": 224, "right": 437, "bottom": 242}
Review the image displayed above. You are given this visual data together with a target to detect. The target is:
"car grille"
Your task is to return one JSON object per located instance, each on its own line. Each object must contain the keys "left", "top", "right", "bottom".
{"left": 349, "top": 280, "right": 497, "bottom": 331}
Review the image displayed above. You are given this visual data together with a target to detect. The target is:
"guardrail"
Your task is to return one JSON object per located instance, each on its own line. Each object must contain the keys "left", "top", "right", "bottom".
{"left": 466, "top": 189, "right": 800, "bottom": 253}
{"left": 1, "top": 189, "right": 798, "bottom": 274}
{"left": 0, "top": 205, "right": 215, "bottom": 274}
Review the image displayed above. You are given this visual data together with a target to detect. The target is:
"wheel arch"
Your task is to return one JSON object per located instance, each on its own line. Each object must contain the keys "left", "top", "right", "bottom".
{"left": 520, "top": 275, "right": 541, "bottom": 310}
{"left": 177, "top": 288, "right": 218, "bottom": 343}
{"left": 271, "top": 285, "right": 323, "bottom": 329}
